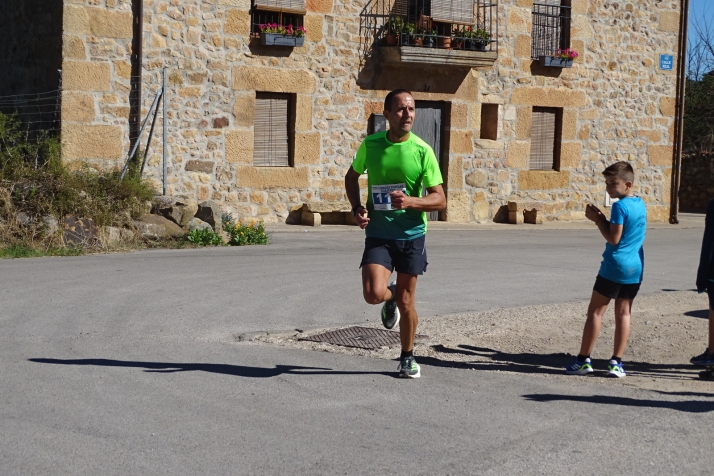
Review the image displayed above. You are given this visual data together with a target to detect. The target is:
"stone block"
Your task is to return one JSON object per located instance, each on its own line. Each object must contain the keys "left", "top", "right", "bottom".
{"left": 662, "top": 167, "right": 672, "bottom": 203}
{"left": 571, "top": 15, "right": 593, "bottom": 38}
{"left": 515, "top": 35, "right": 531, "bottom": 58}
{"left": 516, "top": 107, "right": 532, "bottom": 139}
{"left": 295, "top": 95, "right": 313, "bottom": 131}
{"left": 63, "top": 5, "right": 89, "bottom": 35}
{"left": 232, "top": 94, "right": 255, "bottom": 127}
{"left": 62, "top": 124, "right": 123, "bottom": 160}
{"left": 505, "top": 141, "right": 530, "bottom": 169}
{"left": 647, "top": 205, "right": 670, "bottom": 223}
{"left": 648, "top": 145, "right": 673, "bottom": 166}
{"left": 660, "top": 96, "right": 676, "bottom": 117}
{"left": 446, "top": 190, "right": 470, "bottom": 223}
{"left": 305, "top": 14, "right": 324, "bottom": 42}
{"left": 637, "top": 130, "right": 662, "bottom": 143}
{"left": 226, "top": 129, "right": 254, "bottom": 163}
{"left": 561, "top": 109, "right": 577, "bottom": 140}
{"left": 236, "top": 166, "right": 311, "bottom": 188}
{"left": 579, "top": 108, "right": 599, "bottom": 120}
{"left": 63, "top": 35, "right": 86, "bottom": 59}
{"left": 448, "top": 156, "right": 463, "bottom": 189}
{"left": 658, "top": 11, "right": 680, "bottom": 32}
{"left": 451, "top": 103, "right": 469, "bottom": 129}
{"left": 465, "top": 170, "right": 487, "bottom": 188}
{"left": 113, "top": 60, "right": 132, "bottom": 80}
{"left": 225, "top": 9, "right": 250, "bottom": 36}
{"left": 518, "top": 170, "right": 570, "bottom": 190}
{"left": 135, "top": 214, "right": 185, "bottom": 239}
{"left": 232, "top": 66, "right": 317, "bottom": 94}
{"left": 294, "top": 132, "right": 321, "bottom": 165}
{"left": 185, "top": 160, "right": 215, "bottom": 173}
{"left": 571, "top": 40, "right": 585, "bottom": 63}
{"left": 511, "top": 87, "right": 586, "bottom": 107}
{"left": 218, "top": 0, "right": 251, "bottom": 6}
{"left": 61, "top": 92, "right": 95, "bottom": 122}
{"left": 178, "top": 87, "right": 202, "bottom": 98}
{"left": 303, "top": 201, "right": 351, "bottom": 213}
{"left": 195, "top": 200, "right": 224, "bottom": 232}
{"left": 306, "top": 0, "right": 332, "bottom": 13}
{"left": 62, "top": 61, "right": 111, "bottom": 92}
{"left": 450, "top": 130, "right": 473, "bottom": 154}
{"left": 507, "top": 7, "right": 532, "bottom": 33}
{"left": 559, "top": 142, "right": 582, "bottom": 168}
{"left": 301, "top": 210, "right": 321, "bottom": 226}
{"left": 571, "top": 0, "right": 587, "bottom": 14}
{"left": 89, "top": 9, "right": 133, "bottom": 38}
{"left": 472, "top": 198, "right": 490, "bottom": 220}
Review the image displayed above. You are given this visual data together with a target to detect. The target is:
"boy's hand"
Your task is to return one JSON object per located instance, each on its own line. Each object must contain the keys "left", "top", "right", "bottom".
{"left": 585, "top": 204, "right": 604, "bottom": 223}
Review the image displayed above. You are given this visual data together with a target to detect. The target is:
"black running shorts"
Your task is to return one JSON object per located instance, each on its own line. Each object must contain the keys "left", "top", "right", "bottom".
{"left": 359, "top": 235, "right": 428, "bottom": 276}
{"left": 593, "top": 274, "right": 640, "bottom": 300}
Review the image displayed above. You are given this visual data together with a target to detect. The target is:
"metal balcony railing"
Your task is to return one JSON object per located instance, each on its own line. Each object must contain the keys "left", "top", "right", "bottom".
{"left": 531, "top": 1, "right": 571, "bottom": 59}
{"left": 360, "top": 0, "right": 498, "bottom": 58}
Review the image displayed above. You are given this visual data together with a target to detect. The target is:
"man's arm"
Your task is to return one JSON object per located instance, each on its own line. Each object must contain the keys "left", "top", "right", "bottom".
{"left": 390, "top": 184, "right": 446, "bottom": 212}
{"left": 345, "top": 167, "right": 369, "bottom": 229}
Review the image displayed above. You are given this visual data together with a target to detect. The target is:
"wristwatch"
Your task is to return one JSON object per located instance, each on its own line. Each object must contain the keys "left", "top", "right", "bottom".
{"left": 351, "top": 204, "right": 362, "bottom": 217}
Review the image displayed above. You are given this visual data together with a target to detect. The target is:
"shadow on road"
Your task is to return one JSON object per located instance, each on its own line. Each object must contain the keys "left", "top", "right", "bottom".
{"left": 684, "top": 309, "right": 710, "bottom": 319}
{"left": 523, "top": 393, "right": 714, "bottom": 413}
{"left": 29, "top": 358, "right": 391, "bottom": 378}
{"left": 424, "top": 344, "right": 699, "bottom": 379}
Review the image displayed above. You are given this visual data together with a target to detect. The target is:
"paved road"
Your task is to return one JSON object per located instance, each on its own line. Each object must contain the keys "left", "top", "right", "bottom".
{"left": 2, "top": 223, "right": 714, "bottom": 474}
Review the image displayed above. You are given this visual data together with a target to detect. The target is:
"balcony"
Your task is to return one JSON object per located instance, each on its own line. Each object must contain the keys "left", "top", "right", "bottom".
{"left": 360, "top": 0, "right": 498, "bottom": 68}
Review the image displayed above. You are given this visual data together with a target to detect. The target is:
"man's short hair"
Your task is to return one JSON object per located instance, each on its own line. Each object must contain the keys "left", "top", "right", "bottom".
{"left": 603, "top": 161, "right": 635, "bottom": 183}
{"left": 384, "top": 89, "right": 413, "bottom": 112}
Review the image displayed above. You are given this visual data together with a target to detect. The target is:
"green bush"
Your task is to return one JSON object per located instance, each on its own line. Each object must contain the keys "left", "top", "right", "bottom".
{"left": 222, "top": 214, "right": 269, "bottom": 246}
{"left": 186, "top": 227, "right": 223, "bottom": 246}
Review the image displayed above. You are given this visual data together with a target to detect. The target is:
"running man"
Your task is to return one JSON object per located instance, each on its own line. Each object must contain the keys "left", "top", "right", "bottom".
{"left": 345, "top": 89, "right": 446, "bottom": 379}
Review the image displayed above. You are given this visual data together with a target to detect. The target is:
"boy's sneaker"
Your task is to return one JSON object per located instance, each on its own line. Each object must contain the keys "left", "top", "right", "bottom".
{"left": 381, "top": 281, "right": 400, "bottom": 330}
{"left": 566, "top": 357, "right": 594, "bottom": 375}
{"left": 606, "top": 360, "right": 626, "bottom": 378}
{"left": 398, "top": 356, "right": 421, "bottom": 379}
{"left": 690, "top": 348, "right": 714, "bottom": 366}
{"left": 699, "top": 366, "right": 714, "bottom": 381}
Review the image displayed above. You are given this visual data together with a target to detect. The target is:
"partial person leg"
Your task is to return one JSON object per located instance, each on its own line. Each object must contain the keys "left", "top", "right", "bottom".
{"left": 395, "top": 272, "right": 420, "bottom": 378}
{"left": 605, "top": 297, "right": 633, "bottom": 378}
{"left": 567, "top": 290, "right": 610, "bottom": 375}
{"left": 361, "top": 264, "right": 393, "bottom": 304}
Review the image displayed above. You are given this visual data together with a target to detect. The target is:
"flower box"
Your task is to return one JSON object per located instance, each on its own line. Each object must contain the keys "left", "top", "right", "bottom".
{"left": 260, "top": 32, "right": 305, "bottom": 47}
{"left": 540, "top": 55, "right": 573, "bottom": 68}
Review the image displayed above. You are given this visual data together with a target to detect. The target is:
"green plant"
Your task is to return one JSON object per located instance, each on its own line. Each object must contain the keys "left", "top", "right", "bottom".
{"left": 186, "top": 227, "right": 223, "bottom": 246}
{"left": 259, "top": 23, "right": 306, "bottom": 37}
{"left": 388, "top": 17, "right": 404, "bottom": 34}
{"left": 402, "top": 22, "right": 415, "bottom": 34}
{"left": 222, "top": 213, "right": 269, "bottom": 246}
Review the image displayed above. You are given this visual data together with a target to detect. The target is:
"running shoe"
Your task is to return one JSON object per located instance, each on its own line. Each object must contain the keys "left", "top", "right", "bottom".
{"left": 398, "top": 355, "right": 421, "bottom": 379}
{"left": 381, "top": 281, "right": 400, "bottom": 329}
{"left": 606, "top": 360, "right": 626, "bottom": 378}
{"left": 690, "top": 348, "right": 714, "bottom": 366}
{"left": 699, "top": 367, "right": 714, "bottom": 381}
{"left": 566, "top": 357, "right": 594, "bottom": 375}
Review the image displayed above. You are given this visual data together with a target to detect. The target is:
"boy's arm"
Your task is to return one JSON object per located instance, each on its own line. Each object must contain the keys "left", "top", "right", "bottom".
{"left": 595, "top": 215, "right": 623, "bottom": 246}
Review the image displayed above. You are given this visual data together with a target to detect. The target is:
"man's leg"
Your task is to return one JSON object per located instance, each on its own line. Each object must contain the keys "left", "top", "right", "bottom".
{"left": 709, "top": 308, "right": 714, "bottom": 351}
{"left": 395, "top": 272, "right": 419, "bottom": 353}
{"left": 578, "top": 290, "right": 611, "bottom": 357}
{"left": 612, "top": 297, "right": 633, "bottom": 359}
{"left": 361, "top": 264, "right": 393, "bottom": 305}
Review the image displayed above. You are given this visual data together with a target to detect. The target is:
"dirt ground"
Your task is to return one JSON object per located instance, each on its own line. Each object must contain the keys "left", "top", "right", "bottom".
{"left": 251, "top": 290, "right": 714, "bottom": 392}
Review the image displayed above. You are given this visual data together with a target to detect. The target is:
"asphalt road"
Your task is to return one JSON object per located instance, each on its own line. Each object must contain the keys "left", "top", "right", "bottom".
{"left": 2, "top": 223, "right": 713, "bottom": 474}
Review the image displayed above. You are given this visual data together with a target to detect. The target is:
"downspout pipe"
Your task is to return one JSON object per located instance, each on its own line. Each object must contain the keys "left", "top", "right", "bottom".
{"left": 670, "top": 0, "right": 690, "bottom": 224}
{"left": 130, "top": 0, "right": 144, "bottom": 160}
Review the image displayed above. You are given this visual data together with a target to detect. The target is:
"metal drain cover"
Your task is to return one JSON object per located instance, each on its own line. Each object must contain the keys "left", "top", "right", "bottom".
{"left": 300, "top": 326, "right": 426, "bottom": 350}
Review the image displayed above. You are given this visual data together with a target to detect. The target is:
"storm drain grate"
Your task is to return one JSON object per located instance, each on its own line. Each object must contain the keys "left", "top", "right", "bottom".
{"left": 300, "top": 326, "right": 426, "bottom": 350}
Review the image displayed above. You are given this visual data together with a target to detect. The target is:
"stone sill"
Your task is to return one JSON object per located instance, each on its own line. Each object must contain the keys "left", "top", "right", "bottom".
{"left": 378, "top": 46, "right": 498, "bottom": 68}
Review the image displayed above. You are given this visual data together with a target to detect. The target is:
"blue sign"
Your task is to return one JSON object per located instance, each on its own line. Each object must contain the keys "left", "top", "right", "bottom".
{"left": 659, "top": 54, "right": 673, "bottom": 70}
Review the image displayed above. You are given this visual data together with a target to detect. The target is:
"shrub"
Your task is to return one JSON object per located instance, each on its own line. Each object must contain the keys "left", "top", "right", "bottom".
{"left": 185, "top": 227, "right": 223, "bottom": 246}
{"left": 222, "top": 214, "right": 269, "bottom": 246}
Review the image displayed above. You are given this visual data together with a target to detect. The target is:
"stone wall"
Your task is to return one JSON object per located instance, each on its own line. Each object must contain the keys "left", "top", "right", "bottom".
{"left": 59, "top": 0, "right": 682, "bottom": 223}
{"left": 679, "top": 153, "right": 714, "bottom": 212}
{"left": 0, "top": 0, "right": 63, "bottom": 96}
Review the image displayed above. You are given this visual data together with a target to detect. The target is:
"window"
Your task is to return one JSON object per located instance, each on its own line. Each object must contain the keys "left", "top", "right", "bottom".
{"left": 253, "top": 93, "right": 294, "bottom": 167}
{"left": 251, "top": 0, "right": 305, "bottom": 38}
{"left": 529, "top": 107, "right": 562, "bottom": 170}
{"left": 531, "top": 0, "right": 571, "bottom": 60}
{"left": 479, "top": 103, "right": 499, "bottom": 140}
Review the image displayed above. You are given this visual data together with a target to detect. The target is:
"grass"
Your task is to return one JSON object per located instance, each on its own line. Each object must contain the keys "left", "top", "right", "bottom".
{"left": 0, "top": 245, "right": 85, "bottom": 259}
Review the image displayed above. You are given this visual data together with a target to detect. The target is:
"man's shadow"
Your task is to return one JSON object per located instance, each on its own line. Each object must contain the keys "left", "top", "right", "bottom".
{"left": 423, "top": 344, "right": 698, "bottom": 378}
{"left": 29, "top": 358, "right": 391, "bottom": 378}
{"left": 523, "top": 393, "right": 714, "bottom": 413}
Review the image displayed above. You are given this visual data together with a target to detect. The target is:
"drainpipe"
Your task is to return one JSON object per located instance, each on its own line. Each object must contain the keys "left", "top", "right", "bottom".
{"left": 670, "top": 0, "right": 690, "bottom": 224}
{"left": 129, "top": 0, "right": 144, "bottom": 159}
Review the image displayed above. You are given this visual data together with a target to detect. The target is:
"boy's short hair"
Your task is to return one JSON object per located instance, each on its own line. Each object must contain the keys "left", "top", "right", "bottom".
{"left": 603, "top": 161, "right": 635, "bottom": 183}
{"left": 384, "top": 89, "right": 413, "bottom": 112}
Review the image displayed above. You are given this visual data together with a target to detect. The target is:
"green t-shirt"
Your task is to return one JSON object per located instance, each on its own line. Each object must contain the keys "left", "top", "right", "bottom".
{"left": 351, "top": 131, "right": 443, "bottom": 240}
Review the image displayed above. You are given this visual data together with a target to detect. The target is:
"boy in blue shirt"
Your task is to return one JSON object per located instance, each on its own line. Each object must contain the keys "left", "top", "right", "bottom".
{"left": 566, "top": 161, "right": 647, "bottom": 378}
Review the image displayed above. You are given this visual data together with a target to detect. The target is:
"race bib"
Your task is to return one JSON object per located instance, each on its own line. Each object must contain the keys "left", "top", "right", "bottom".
{"left": 371, "top": 183, "right": 406, "bottom": 211}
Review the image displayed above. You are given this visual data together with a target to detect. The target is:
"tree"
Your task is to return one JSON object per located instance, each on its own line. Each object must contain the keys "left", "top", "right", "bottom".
{"left": 685, "top": 4, "right": 714, "bottom": 153}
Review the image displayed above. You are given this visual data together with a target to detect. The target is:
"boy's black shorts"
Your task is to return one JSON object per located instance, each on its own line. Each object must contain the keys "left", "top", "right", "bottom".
{"left": 360, "top": 235, "right": 428, "bottom": 276}
{"left": 593, "top": 274, "right": 640, "bottom": 300}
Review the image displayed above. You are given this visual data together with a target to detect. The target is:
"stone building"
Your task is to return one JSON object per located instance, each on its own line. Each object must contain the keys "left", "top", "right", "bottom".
{"left": 1, "top": 0, "right": 685, "bottom": 223}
